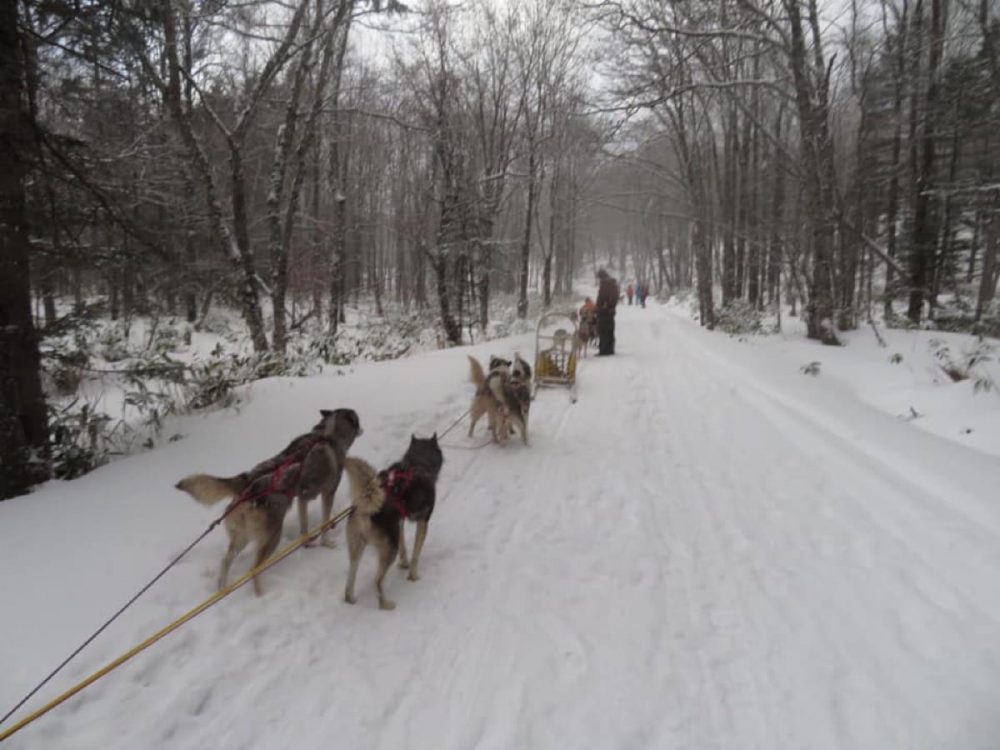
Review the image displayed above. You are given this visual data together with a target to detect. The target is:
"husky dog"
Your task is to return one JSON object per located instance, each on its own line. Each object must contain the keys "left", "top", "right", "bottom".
{"left": 489, "top": 356, "right": 512, "bottom": 375}
{"left": 468, "top": 355, "right": 509, "bottom": 442}
{"left": 468, "top": 354, "right": 531, "bottom": 445}
{"left": 175, "top": 408, "right": 362, "bottom": 594}
{"left": 342, "top": 435, "right": 445, "bottom": 610}
{"left": 497, "top": 354, "right": 531, "bottom": 445}
{"left": 511, "top": 352, "right": 532, "bottom": 383}
{"left": 571, "top": 311, "right": 596, "bottom": 357}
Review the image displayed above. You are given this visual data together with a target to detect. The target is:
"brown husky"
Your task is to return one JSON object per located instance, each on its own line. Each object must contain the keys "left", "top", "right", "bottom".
{"left": 467, "top": 355, "right": 508, "bottom": 442}
{"left": 175, "top": 408, "right": 362, "bottom": 594}
{"left": 342, "top": 435, "right": 444, "bottom": 610}
{"left": 571, "top": 310, "right": 597, "bottom": 357}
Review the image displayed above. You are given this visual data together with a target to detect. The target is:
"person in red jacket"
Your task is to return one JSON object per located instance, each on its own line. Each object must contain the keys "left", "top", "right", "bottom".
{"left": 626, "top": 283, "right": 634, "bottom": 305}
{"left": 595, "top": 269, "right": 620, "bottom": 355}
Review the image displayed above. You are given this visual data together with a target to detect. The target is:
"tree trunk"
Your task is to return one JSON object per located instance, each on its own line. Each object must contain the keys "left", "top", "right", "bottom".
{"left": 975, "top": 204, "right": 999, "bottom": 321}
{"left": 267, "top": 11, "right": 316, "bottom": 353}
{"left": 785, "top": 0, "right": 839, "bottom": 344}
{"left": 721, "top": 111, "right": 738, "bottom": 306}
{"left": 326, "top": 19, "right": 352, "bottom": 336}
{"left": 227, "top": 148, "right": 270, "bottom": 351}
{"left": 478, "top": 251, "right": 490, "bottom": 332}
{"left": 183, "top": 219, "right": 198, "bottom": 324}
{"left": 766, "top": 112, "right": 786, "bottom": 308}
{"left": 543, "top": 163, "right": 559, "bottom": 308}
{"left": 159, "top": 0, "right": 269, "bottom": 351}
{"left": 517, "top": 147, "right": 537, "bottom": 319}
{"left": 431, "top": 252, "right": 461, "bottom": 344}
{"left": 746, "top": 80, "right": 762, "bottom": 309}
{"left": 0, "top": 0, "right": 49, "bottom": 498}
{"left": 329, "top": 191, "right": 347, "bottom": 335}
{"left": 907, "top": 0, "right": 944, "bottom": 322}
{"left": 695, "top": 219, "right": 714, "bottom": 328}
{"left": 841, "top": 81, "right": 872, "bottom": 331}
{"left": 883, "top": 0, "right": 908, "bottom": 320}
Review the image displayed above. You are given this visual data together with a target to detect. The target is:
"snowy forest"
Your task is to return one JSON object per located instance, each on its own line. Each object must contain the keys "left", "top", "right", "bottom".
{"left": 2, "top": 0, "right": 1000, "bottom": 494}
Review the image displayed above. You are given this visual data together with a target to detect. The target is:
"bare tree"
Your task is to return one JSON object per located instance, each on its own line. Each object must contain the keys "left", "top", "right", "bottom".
{"left": 1, "top": 0, "right": 49, "bottom": 499}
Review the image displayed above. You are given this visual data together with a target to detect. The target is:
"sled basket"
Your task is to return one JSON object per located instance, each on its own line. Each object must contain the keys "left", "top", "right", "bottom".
{"left": 532, "top": 311, "right": 579, "bottom": 399}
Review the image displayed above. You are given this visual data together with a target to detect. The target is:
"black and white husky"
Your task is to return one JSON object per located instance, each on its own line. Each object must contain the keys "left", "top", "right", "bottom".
{"left": 468, "top": 353, "right": 531, "bottom": 445}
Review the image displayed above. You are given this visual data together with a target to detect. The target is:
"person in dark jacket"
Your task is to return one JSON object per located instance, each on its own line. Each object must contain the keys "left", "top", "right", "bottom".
{"left": 595, "top": 269, "right": 620, "bottom": 355}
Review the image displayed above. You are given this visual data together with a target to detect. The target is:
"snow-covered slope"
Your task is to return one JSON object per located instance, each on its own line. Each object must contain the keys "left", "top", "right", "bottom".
{"left": 2, "top": 304, "right": 1000, "bottom": 749}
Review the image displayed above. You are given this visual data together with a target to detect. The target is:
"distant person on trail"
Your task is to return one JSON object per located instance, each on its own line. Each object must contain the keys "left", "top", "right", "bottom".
{"left": 595, "top": 269, "right": 620, "bottom": 356}
{"left": 626, "top": 283, "right": 634, "bottom": 305}
{"left": 638, "top": 282, "right": 647, "bottom": 308}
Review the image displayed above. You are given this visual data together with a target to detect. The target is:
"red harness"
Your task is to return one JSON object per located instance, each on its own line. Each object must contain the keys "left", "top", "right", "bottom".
{"left": 225, "top": 439, "right": 320, "bottom": 516}
{"left": 381, "top": 467, "right": 415, "bottom": 519}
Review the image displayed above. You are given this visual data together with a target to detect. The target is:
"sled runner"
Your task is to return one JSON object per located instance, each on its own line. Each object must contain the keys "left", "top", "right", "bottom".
{"left": 532, "top": 311, "right": 579, "bottom": 403}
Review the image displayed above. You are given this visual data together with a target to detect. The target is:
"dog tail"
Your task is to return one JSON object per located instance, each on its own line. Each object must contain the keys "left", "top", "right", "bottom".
{"left": 468, "top": 355, "right": 487, "bottom": 390}
{"left": 343, "top": 457, "right": 385, "bottom": 515}
{"left": 175, "top": 474, "right": 246, "bottom": 505}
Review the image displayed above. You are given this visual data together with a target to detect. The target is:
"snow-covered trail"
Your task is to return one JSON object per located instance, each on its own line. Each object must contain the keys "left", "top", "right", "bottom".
{"left": 3, "top": 304, "right": 1000, "bottom": 749}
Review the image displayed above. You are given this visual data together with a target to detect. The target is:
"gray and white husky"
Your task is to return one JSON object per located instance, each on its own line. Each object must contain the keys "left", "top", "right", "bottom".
{"left": 175, "top": 408, "right": 362, "bottom": 594}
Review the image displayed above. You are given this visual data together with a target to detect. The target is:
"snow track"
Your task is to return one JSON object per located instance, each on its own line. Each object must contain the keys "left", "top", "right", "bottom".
{"left": 3, "top": 305, "right": 1000, "bottom": 748}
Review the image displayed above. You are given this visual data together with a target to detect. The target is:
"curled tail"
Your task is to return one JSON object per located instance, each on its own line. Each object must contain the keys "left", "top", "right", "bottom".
{"left": 468, "top": 355, "right": 487, "bottom": 391}
{"left": 175, "top": 473, "right": 247, "bottom": 505}
{"left": 343, "top": 457, "right": 385, "bottom": 515}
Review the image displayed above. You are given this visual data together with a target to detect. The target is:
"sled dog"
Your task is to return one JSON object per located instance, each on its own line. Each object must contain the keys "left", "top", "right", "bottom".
{"left": 511, "top": 352, "right": 531, "bottom": 383}
{"left": 489, "top": 356, "right": 512, "bottom": 375}
{"left": 342, "top": 434, "right": 445, "bottom": 610}
{"left": 497, "top": 353, "right": 531, "bottom": 445}
{"left": 571, "top": 311, "right": 597, "bottom": 357}
{"left": 468, "top": 355, "right": 510, "bottom": 442}
{"left": 468, "top": 353, "right": 530, "bottom": 445}
{"left": 175, "top": 408, "right": 362, "bottom": 594}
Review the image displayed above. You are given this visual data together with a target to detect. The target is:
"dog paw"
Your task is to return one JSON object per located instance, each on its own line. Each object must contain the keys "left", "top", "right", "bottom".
{"left": 398, "top": 559, "right": 410, "bottom": 569}
{"left": 321, "top": 537, "right": 338, "bottom": 549}
{"left": 344, "top": 593, "right": 357, "bottom": 605}
{"left": 379, "top": 599, "right": 397, "bottom": 611}
{"left": 407, "top": 572, "right": 420, "bottom": 582}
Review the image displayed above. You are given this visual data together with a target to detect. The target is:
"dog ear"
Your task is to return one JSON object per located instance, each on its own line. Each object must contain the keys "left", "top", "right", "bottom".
{"left": 432, "top": 432, "right": 438, "bottom": 443}
{"left": 320, "top": 409, "right": 333, "bottom": 418}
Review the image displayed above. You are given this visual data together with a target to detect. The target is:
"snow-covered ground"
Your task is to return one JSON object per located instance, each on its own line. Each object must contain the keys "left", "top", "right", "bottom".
{"left": 3, "top": 303, "right": 1000, "bottom": 748}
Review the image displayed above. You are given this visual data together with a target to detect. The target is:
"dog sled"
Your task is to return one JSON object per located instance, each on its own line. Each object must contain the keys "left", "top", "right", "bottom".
{"left": 532, "top": 311, "right": 579, "bottom": 403}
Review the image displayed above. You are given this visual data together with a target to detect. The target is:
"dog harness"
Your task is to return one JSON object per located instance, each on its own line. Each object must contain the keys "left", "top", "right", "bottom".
{"left": 226, "top": 436, "right": 328, "bottom": 514}
{"left": 381, "top": 467, "right": 415, "bottom": 519}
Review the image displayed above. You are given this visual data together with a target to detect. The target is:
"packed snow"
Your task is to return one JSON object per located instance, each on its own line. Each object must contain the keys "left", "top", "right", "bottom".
{"left": 3, "top": 302, "right": 1000, "bottom": 749}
